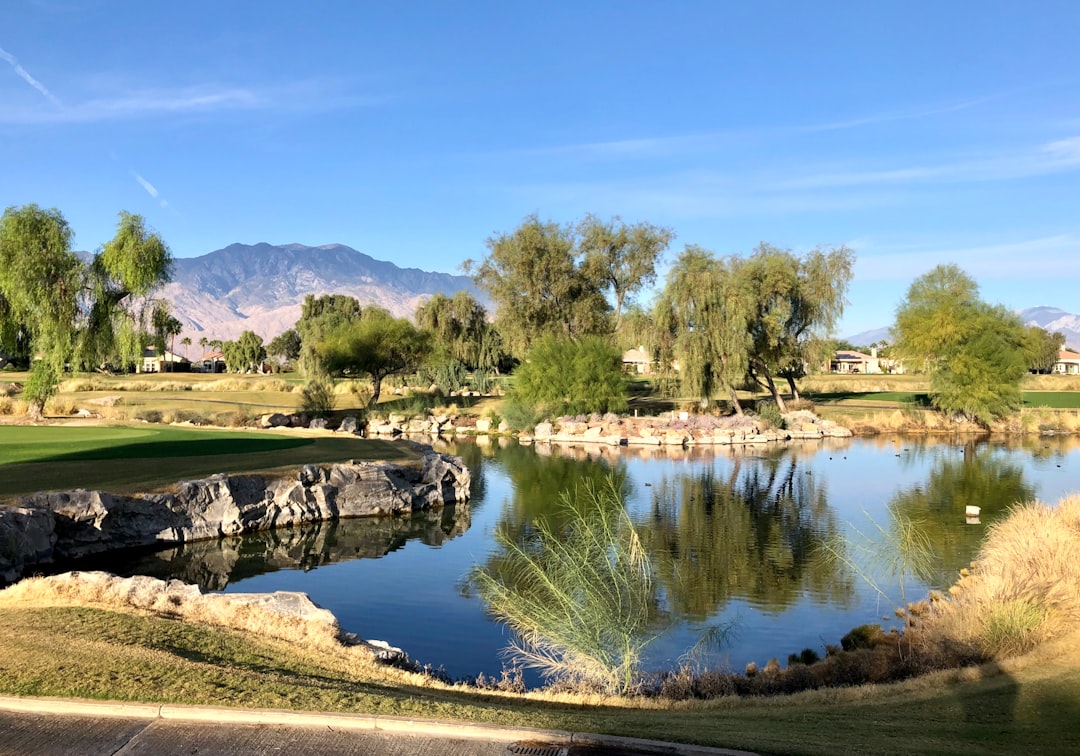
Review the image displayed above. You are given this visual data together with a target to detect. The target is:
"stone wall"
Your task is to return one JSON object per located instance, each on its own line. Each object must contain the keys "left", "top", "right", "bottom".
{"left": 0, "top": 449, "right": 470, "bottom": 584}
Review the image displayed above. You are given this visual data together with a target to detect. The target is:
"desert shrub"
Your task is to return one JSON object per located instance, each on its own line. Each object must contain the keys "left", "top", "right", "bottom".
{"left": 44, "top": 395, "right": 77, "bottom": 416}
{"left": 299, "top": 378, "right": 335, "bottom": 417}
{"left": 468, "top": 476, "right": 658, "bottom": 695}
{"left": 135, "top": 408, "right": 163, "bottom": 423}
{"left": 500, "top": 396, "right": 540, "bottom": 431}
{"left": 916, "top": 495, "right": 1080, "bottom": 661}
{"left": 840, "top": 624, "right": 885, "bottom": 652}
{"left": 168, "top": 409, "right": 207, "bottom": 425}
{"left": 471, "top": 369, "right": 493, "bottom": 395}
{"left": 510, "top": 335, "right": 627, "bottom": 418}
{"left": 0, "top": 396, "right": 12, "bottom": 415}
{"left": 980, "top": 599, "right": 1047, "bottom": 658}
{"left": 755, "top": 400, "right": 785, "bottom": 429}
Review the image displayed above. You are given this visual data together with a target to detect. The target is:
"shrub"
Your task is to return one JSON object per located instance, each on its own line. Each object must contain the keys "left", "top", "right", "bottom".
{"left": 980, "top": 599, "right": 1047, "bottom": 658}
{"left": 755, "top": 400, "right": 785, "bottom": 429}
{"left": 510, "top": 335, "right": 627, "bottom": 418}
{"left": 299, "top": 378, "right": 335, "bottom": 417}
{"left": 471, "top": 368, "right": 493, "bottom": 395}
{"left": 468, "top": 477, "right": 658, "bottom": 695}
{"left": 135, "top": 408, "right": 163, "bottom": 423}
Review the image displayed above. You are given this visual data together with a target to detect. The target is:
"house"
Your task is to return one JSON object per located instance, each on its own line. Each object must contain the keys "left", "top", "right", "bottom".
{"left": 1052, "top": 350, "right": 1080, "bottom": 376}
{"left": 197, "top": 350, "right": 227, "bottom": 373}
{"left": 622, "top": 346, "right": 654, "bottom": 374}
{"left": 829, "top": 347, "right": 904, "bottom": 375}
{"left": 138, "top": 346, "right": 191, "bottom": 373}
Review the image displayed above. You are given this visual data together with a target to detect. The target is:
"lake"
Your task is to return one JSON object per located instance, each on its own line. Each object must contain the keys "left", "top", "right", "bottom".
{"left": 61, "top": 433, "right": 1080, "bottom": 685}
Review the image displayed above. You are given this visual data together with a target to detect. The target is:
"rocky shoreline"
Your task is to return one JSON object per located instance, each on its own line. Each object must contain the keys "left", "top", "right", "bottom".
{"left": 0, "top": 447, "right": 470, "bottom": 584}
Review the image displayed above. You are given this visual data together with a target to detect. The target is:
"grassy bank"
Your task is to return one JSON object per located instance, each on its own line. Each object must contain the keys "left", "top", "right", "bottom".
{"left": 0, "top": 424, "right": 421, "bottom": 498}
{"left": 1, "top": 496, "right": 1079, "bottom": 754}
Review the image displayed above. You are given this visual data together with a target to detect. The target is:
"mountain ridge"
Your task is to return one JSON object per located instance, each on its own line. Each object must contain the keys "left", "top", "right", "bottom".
{"left": 161, "top": 242, "right": 483, "bottom": 346}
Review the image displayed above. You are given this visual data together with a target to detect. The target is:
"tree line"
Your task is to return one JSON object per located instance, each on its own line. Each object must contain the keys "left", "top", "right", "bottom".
{"left": 1, "top": 203, "right": 1065, "bottom": 426}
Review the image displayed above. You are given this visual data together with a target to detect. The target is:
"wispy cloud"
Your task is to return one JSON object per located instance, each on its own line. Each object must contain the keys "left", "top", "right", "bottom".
{"left": 855, "top": 236, "right": 1080, "bottom": 281}
{"left": 771, "top": 136, "right": 1080, "bottom": 191}
{"left": 131, "top": 171, "right": 168, "bottom": 208}
{"left": 0, "top": 44, "right": 63, "bottom": 107}
{"left": 507, "top": 96, "right": 992, "bottom": 163}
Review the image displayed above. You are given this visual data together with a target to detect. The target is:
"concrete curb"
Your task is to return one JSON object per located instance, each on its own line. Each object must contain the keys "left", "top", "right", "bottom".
{"left": 0, "top": 695, "right": 759, "bottom": 755}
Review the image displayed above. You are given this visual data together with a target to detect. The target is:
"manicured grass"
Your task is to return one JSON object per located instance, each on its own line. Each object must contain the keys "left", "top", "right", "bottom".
{"left": 0, "top": 604, "right": 1078, "bottom": 755}
{"left": 1022, "top": 392, "right": 1080, "bottom": 409}
{"left": 0, "top": 425, "right": 421, "bottom": 498}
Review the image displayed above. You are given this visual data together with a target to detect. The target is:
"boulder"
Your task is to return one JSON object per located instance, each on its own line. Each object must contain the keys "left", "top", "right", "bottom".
{"left": 308, "top": 417, "right": 328, "bottom": 430}
{"left": 0, "top": 451, "right": 471, "bottom": 580}
{"left": 259, "top": 413, "right": 291, "bottom": 429}
{"left": 475, "top": 418, "right": 492, "bottom": 433}
{"left": 338, "top": 416, "right": 360, "bottom": 434}
{"left": 533, "top": 422, "right": 554, "bottom": 440}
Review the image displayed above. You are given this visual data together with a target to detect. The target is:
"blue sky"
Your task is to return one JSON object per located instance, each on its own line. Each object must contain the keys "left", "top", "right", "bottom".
{"left": 2, "top": 1, "right": 1079, "bottom": 336}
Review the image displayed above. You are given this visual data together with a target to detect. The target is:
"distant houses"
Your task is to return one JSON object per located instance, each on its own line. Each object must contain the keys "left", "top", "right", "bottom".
{"left": 1053, "top": 350, "right": 1080, "bottom": 376}
{"left": 137, "top": 346, "right": 191, "bottom": 373}
{"left": 829, "top": 347, "right": 904, "bottom": 375}
{"left": 622, "top": 346, "right": 654, "bottom": 374}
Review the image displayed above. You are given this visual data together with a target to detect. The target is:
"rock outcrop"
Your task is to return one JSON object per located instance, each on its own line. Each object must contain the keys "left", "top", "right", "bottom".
{"left": 0, "top": 448, "right": 470, "bottom": 583}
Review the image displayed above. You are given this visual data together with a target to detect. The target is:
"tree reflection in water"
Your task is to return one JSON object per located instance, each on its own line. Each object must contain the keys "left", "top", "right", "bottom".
{"left": 639, "top": 451, "right": 854, "bottom": 620}
{"left": 888, "top": 441, "right": 1035, "bottom": 587}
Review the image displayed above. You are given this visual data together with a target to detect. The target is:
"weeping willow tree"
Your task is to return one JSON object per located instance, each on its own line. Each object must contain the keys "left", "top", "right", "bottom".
{"left": 653, "top": 246, "right": 753, "bottom": 413}
{"left": 0, "top": 205, "right": 172, "bottom": 416}
{"left": 469, "top": 477, "right": 660, "bottom": 694}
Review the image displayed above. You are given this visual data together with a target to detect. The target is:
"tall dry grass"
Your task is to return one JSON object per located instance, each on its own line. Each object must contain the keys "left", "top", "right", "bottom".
{"left": 916, "top": 495, "right": 1080, "bottom": 660}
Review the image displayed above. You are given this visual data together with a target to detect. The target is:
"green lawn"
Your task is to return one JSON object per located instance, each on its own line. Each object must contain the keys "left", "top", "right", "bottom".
{"left": 0, "top": 425, "right": 421, "bottom": 499}
{"left": 1022, "top": 392, "right": 1080, "bottom": 409}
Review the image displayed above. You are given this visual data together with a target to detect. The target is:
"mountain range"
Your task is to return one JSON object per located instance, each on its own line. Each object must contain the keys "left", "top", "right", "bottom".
{"left": 845, "top": 306, "right": 1080, "bottom": 352}
{"left": 160, "top": 243, "right": 483, "bottom": 346}
{"left": 159, "top": 242, "right": 1080, "bottom": 354}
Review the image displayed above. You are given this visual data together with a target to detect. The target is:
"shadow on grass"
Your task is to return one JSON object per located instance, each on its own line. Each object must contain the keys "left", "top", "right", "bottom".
{"left": 25, "top": 437, "right": 312, "bottom": 464}
{"left": 808, "top": 391, "right": 933, "bottom": 406}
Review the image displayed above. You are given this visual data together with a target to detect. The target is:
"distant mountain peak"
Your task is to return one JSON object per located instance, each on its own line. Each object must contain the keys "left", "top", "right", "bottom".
{"left": 162, "top": 242, "right": 484, "bottom": 344}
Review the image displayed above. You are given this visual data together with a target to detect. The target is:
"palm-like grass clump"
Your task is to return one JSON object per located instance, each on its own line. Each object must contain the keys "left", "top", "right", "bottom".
{"left": 469, "top": 477, "right": 658, "bottom": 694}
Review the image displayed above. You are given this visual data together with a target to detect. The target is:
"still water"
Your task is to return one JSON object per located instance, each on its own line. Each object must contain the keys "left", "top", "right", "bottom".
{"left": 74, "top": 434, "right": 1080, "bottom": 683}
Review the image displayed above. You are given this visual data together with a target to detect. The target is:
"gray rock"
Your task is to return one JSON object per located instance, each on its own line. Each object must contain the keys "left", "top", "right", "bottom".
{"left": 308, "top": 417, "right": 328, "bottom": 430}
{"left": 338, "top": 416, "right": 359, "bottom": 434}
{"left": 0, "top": 451, "right": 471, "bottom": 580}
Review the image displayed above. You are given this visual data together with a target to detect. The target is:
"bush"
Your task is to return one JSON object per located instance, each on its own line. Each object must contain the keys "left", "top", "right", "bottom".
{"left": 135, "top": 408, "right": 163, "bottom": 423}
{"left": 299, "top": 378, "right": 335, "bottom": 417}
{"left": 755, "top": 400, "right": 785, "bottom": 429}
{"left": 468, "top": 477, "right": 658, "bottom": 695}
{"left": 511, "top": 335, "right": 627, "bottom": 418}
{"left": 471, "top": 369, "right": 493, "bottom": 395}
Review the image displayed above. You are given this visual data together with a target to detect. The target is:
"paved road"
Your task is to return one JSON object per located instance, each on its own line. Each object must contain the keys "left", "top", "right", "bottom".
{"left": 0, "top": 698, "right": 758, "bottom": 756}
{"left": 0, "top": 709, "right": 519, "bottom": 755}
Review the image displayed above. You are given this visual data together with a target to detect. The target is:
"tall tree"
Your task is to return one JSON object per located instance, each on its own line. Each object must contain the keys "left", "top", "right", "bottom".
{"left": 221, "top": 330, "right": 267, "bottom": 373}
{"left": 742, "top": 243, "right": 855, "bottom": 410}
{"left": 578, "top": 214, "right": 674, "bottom": 330}
{"left": 414, "top": 291, "right": 501, "bottom": 370}
{"left": 267, "top": 328, "right": 302, "bottom": 365}
{"left": 467, "top": 214, "right": 610, "bottom": 357}
{"left": 894, "top": 265, "right": 1027, "bottom": 425}
{"left": 0, "top": 205, "right": 172, "bottom": 414}
{"left": 316, "top": 307, "right": 431, "bottom": 405}
{"left": 295, "top": 294, "right": 364, "bottom": 376}
{"left": 151, "top": 302, "right": 183, "bottom": 372}
{"left": 654, "top": 246, "right": 753, "bottom": 413}
{"left": 0, "top": 205, "right": 80, "bottom": 415}
{"left": 1022, "top": 325, "right": 1066, "bottom": 373}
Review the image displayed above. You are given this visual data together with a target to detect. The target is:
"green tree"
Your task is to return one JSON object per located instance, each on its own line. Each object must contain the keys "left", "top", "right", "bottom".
{"left": 894, "top": 265, "right": 1028, "bottom": 424}
{"left": 509, "top": 334, "right": 627, "bottom": 418}
{"left": 467, "top": 215, "right": 610, "bottom": 357}
{"left": 267, "top": 328, "right": 302, "bottom": 364}
{"left": 414, "top": 291, "right": 504, "bottom": 371}
{"left": 653, "top": 246, "right": 753, "bottom": 413}
{"left": 0, "top": 205, "right": 172, "bottom": 414}
{"left": 578, "top": 214, "right": 674, "bottom": 331}
{"left": 316, "top": 308, "right": 431, "bottom": 405}
{"left": 741, "top": 243, "right": 855, "bottom": 410}
{"left": 221, "top": 330, "right": 266, "bottom": 373}
{"left": 295, "top": 294, "right": 363, "bottom": 376}
{"left": 77, "top": 211, "right": 174, "bottom": 371}
{"left": 1022, "top": 325, "right": 1065, "bottom": 373}
{"left": 150, "top": 302, "right": 183, "bottom": 372}
{"left": 180, "top": 336, "right": 191, "bottom": 359}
